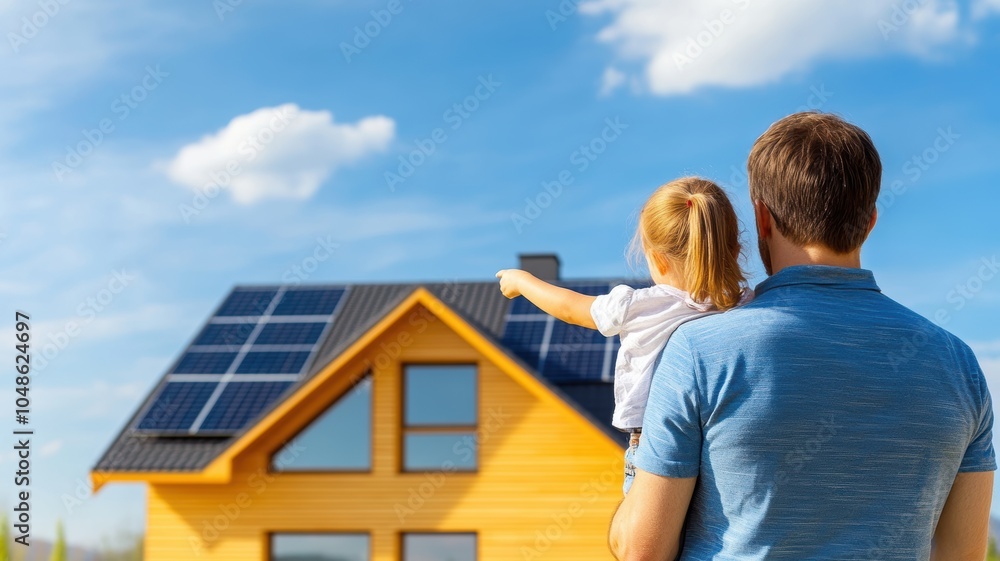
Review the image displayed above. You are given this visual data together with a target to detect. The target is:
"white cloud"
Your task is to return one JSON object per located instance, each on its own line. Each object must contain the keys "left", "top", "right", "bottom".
{"left": 600, "top": 67, "right": 627, "bottom": 96}
{"left": 974, "top": 0, "right": 1000, "bottom": 18}
{"left": 581, "top": 0, "right": 967, "bottom": 96}
{"left": 163, "top": 103, "right": 395, "bottom": 204}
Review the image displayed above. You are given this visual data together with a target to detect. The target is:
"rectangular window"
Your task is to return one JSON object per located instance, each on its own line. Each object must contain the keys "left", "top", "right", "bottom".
{"left": 403, "top": 365, "right": 478, "bottom": 472}
{"left": 271, "top": 533, "right": 369, "bottom": 561}
{"left": 403, "top": 533, "right": 477, "bottom": 561}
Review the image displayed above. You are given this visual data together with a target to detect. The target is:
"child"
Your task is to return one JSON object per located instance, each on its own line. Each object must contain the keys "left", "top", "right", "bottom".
{"left": 496, "top": 177, "right": 750, "bottom": 494}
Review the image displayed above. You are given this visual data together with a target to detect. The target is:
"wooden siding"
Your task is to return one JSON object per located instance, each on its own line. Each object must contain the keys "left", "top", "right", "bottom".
{"left": 143, "top": 303, "right": 625, "bottom": 560}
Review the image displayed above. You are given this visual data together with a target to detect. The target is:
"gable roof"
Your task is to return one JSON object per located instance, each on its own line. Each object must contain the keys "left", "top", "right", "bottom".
{"left": 92, "top": 280, "right": 628, "bottom": 481}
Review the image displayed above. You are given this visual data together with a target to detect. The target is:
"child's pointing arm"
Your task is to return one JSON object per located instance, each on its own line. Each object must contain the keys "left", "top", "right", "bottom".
{"left": 496, "top": 269, "right": 598, "bottom": 330}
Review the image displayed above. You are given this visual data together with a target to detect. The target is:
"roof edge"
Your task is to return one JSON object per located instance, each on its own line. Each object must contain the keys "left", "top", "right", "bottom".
{"left": 90, "top": 286, "right": 624, "bottom": 488}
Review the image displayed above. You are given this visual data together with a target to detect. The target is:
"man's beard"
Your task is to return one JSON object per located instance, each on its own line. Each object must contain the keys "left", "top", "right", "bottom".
{"left": 758, "top": 236, "right": 773, "bottom": 276}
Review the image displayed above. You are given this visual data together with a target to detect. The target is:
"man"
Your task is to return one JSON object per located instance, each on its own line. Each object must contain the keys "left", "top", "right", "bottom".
{"left": 609, "top": 112, "right": 995, "bottom": 560}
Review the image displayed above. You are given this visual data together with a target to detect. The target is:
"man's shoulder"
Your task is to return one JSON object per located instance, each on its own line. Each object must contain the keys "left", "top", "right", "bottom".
{"left": 671, "top": 298, "right": 764, "bottom": 342}
{"left": 671, "top": 287, "right": 978, "bottom": 367}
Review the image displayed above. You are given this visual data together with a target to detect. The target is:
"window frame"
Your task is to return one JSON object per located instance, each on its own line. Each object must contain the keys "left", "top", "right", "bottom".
{"left": 400, "top": 363, "right": 480, "bottom": 473}
{"left": 269, "top": 371, "right": 374, "bottom": 474}
{"left": 400, "top": 531, "right": 479, "bottom": 561}
{"left": 268, "top": 531, "right": 371, "bottom": 561}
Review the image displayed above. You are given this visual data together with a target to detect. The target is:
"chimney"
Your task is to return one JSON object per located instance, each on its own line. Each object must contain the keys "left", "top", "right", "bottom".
{"left": 519, "top": 253, "right": 560, "bottom": 282}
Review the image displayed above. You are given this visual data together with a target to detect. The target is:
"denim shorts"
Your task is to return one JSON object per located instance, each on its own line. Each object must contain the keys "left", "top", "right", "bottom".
{"left": 623, "top": 429, "right": 641, "bottom": 495}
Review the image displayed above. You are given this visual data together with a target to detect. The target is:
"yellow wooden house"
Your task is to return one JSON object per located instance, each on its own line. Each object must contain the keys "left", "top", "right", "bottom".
{"left": 93, "top": 255, "right": 631, "bottom": 560}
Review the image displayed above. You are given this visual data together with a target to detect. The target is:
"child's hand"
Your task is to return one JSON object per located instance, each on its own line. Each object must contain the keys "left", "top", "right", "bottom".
{"left": 495, "top": 269, "right": 531, "bottom": 299}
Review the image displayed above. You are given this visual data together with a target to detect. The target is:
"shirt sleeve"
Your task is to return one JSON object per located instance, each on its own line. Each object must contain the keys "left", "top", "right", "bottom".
{"left": 632, "top": 329, "right": 702, "bottom": 478}
{"left": 590, "top": 284, "right": 635, "bottom": 337}
{"left": 960, "top": 353, "right": 997, "bottom": 472}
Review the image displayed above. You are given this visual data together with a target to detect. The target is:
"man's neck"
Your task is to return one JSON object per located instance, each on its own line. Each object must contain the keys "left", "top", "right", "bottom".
{"left": 769, "top": 240, "right": 862, "bottom": 275}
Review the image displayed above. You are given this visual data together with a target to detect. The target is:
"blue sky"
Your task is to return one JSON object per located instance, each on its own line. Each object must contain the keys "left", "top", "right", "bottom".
{"left": 1, "top": 0, "right": 999, "bottom": 548}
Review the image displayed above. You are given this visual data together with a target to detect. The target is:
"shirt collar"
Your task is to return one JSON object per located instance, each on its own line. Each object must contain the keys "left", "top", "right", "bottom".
{"left": 754, "top": 265, "right": 881, "bottom": 296}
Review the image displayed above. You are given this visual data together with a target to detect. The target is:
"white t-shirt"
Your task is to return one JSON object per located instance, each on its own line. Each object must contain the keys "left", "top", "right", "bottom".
{"left": 591, "top": 284, "right": 751, "bottom": 430}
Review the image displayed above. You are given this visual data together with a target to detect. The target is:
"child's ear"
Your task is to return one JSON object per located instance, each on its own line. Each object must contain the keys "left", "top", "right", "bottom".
{"left": 652, "top": 253, "right": 670, "bottom": 275}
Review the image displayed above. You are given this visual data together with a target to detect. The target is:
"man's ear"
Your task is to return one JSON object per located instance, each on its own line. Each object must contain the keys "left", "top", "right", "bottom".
{"left": 866, "top": 208, "right": 878, "bottom": 237}
{"left": 754, "top": 200, "right": 772, "bottom": 239}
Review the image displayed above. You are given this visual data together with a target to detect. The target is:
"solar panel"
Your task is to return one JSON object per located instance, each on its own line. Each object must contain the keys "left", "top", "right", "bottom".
{"left": 132, "top": 285, "right": 348, "bottom": 435}
{"left": 235, "top": 351, "right": 311, "bottom": 374}
{"left": 215, "top": 289, "right": 278, "bottom": 317}
{"left": 254, "top": 322, "right": 327, "bottom": 345}
{"left": 198, "top": 381, "right": 293, "bottom": 432}
{"left": 500, "top": 280, "right": 647, "bottom": 383}
{"left": 550, "top": 321, "right": 607, "bottom": 346}
{"left": 500, "top": 319, "right": 547, "bottom": 352}
{"left": 542, "top": 349, "right": 608, "bottom": 380}
{"left": 135, "top": 382, "right": 217, "bottom": 432}
{"left": 192, "top": 323, "right": 254, "bottom": 347}
{"left": 272, "top": 288, "right": 345, "bottom": 316}
{"left": 173, "top": 351, "right": 239, "bottom": 374}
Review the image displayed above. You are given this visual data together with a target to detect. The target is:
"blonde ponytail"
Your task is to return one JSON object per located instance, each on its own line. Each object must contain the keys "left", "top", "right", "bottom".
{"left": 631, "top": 178, "right": 746, "bottom": 310}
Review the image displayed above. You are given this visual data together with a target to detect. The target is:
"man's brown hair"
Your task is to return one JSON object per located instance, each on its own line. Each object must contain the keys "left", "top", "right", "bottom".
{"left": 747, "top": 112, "right": 882, "bottom": 253}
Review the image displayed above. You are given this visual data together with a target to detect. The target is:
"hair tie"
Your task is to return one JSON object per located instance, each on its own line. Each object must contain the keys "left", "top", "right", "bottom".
{"left": 686, "top": 199, "right": 693, "bottom": 208}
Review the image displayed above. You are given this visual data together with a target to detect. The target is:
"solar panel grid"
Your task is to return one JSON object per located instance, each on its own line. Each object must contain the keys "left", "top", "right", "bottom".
{"left": 550, "top": 321, "right": 608, "bottom": 345}
{"left": 500, "top": 319, "right": 547, "bottom": 352}
{"left": 135, "top": 382, "right": 218, "bottom": 431}
{"left": 541, "top": 349, "right": 608, "bottom": 380}
{"left": 215, "top": 289, "right": 278, "bottom": 317}
{"left": 192, "top": 323, "right": 254, "bottom": 347}
{"left": 235, "top": 351, "right": 312, "bottom": 374}
{"left": 253, "top": 322, "right": 327, "bottom": 345}
{"left": 173, "top": 351, "right": 238, "bottom": 374}
{"left": 500, "top": 281, "right": 645, "bottom": 384}
{"left": 132, "top": 286, "right": 348, "bottom": 435}
{"left": 272, "top": 288, "right": 345, "bottom": 316}
{"left": 199, "top": 381, "right": 294, "bottom": 431}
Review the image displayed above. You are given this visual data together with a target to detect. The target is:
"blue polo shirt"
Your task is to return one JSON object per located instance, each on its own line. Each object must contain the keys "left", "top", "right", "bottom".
{"left": 634, "top": 265, "right": 995, "bottom": 560}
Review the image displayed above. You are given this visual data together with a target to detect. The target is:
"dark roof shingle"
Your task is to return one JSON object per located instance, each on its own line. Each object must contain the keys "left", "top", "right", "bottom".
{"left": 94, "top": 281, "right": 620, "bottom": 473}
